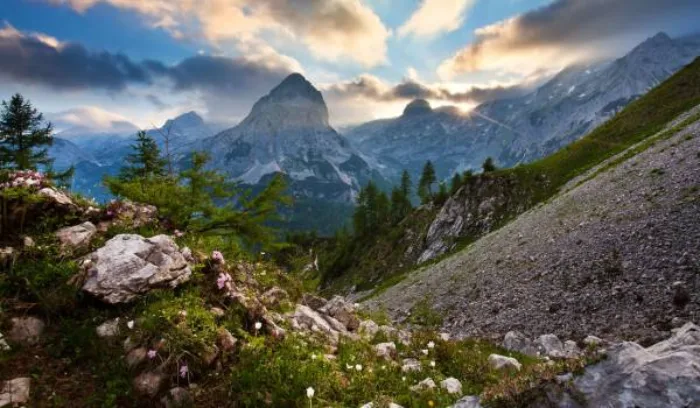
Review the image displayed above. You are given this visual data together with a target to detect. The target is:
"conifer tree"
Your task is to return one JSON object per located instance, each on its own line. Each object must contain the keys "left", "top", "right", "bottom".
{"left": 119, "top": 131, "right": 167, "bottom": 181}
{"left": 390, "top": 170, "right": 413, "bottom": 224}
{"left": 417, "top": 161, "right": 436, "bottom": 204}
{"left": 450, "top": 173, "right": 462, "bottom": 194}
{"left": 0, "top": 94, "right": 53, "bottom": 170}
{"left": 482, "top": 157, "right": 497, "bottom": 173}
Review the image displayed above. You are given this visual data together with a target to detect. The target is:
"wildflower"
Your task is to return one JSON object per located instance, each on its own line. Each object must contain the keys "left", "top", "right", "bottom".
{"left": 311, "top": 354, "right": 317, "bottom": 360}
{"left": 217, "top": 272, "right": 232, "bottom": 290}
{"left": 179, "top": 310, "right": 188, "bottom": 318}
{"left": 428, "top": 401, "right": 434, "bottom": 407}
{"left": 126, "top": 320, "right": 134, "bottom": 329}
{"left": 306, "top": 387, "right": 315, "bottom": 398}
{"left": 147, "top": 349, "right": 157, "bottom": 359}
{"left": 427, "top": 341, "right": 435, "bottom": 349}
{"left": 430, "top": 360, "right": 436, "bottom": 367}
{"left": 421, "top": 349, "right": 429, "bottom": 355}
{"left": 179, "top": 364, "right": 188, "bottom": 379}
{"left": 355, "top": 364, "right": 362, "bottom": 371}
{"left": 346, "top": 364, "right": 352, "bottom": 370}
{"left": 402, "top": 376, "right": 406, "bottom": 382}
{"left": 254, "top": 321, "right": 263, "bottom": 330}
{"left": 211, "top": 250, "right": 225, "bottom": 264}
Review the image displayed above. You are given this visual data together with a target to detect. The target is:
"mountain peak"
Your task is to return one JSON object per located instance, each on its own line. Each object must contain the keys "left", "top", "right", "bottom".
{"left": 403, "top": 99, "right": 433, "bottom": 117}
{"left": 164, "top": 111, "right": 204, "bottom": 129}
{"left": 269, "top": 73, "right": 323, "bottom": 102}
{"left": 633, "top": 32, "right": 673, "bottom": 53}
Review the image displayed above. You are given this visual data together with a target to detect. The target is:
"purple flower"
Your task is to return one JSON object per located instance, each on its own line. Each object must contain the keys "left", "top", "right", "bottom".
{"left": 216, "top": 272, "right": 232, "bottom": 290}
{"left": 211, "top": 250, "right": 225, "bottom": 264}
{"left": 147, "top": 349, "right": 157, "bottom": 359}
{"left": 179, "top": 364, "right": 188, "bottom": 378}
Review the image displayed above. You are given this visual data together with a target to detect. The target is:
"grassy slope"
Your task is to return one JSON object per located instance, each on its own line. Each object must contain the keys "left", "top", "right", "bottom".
{"left": 323, "top": 57, "right": 700, "bottom": 294}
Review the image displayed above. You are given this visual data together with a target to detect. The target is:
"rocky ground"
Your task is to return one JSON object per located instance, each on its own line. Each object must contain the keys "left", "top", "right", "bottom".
{"left": 366, "top": 105, "right": 700, "bottom": 345}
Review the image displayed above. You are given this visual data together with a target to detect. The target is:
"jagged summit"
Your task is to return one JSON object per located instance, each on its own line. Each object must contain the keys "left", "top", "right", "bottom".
{"left": 267, "top": 73, "right": 325, "bottom": 104}
{"left": 402, "top": 99, "right": 433, "bottom": 117}
{"left": 164, "top": 111, "right": 204, "bottom": 129}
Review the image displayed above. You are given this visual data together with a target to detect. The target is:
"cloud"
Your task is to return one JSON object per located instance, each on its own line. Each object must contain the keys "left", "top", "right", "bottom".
{"left": 49, "top": 106, "right": 139, "bottom": 132}
{"left": 399, "top": 0, "right": 476, "bottom": 38}
{"left": 47, "top": 0, "right": 391, "bottom": 67}
{"left": 0, "top": 24, "right": 298, "bottom": 122}
{"left": 324, "top": 74, "right": 530, "bottom": 106}
{"left": 438, "top": 0, "right": 700, "bottom": 78}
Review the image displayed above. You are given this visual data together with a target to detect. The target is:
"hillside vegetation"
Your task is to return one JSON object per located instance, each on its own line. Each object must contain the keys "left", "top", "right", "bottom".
{"left": 320, "top": 57, "right": 700, "bottom": 296}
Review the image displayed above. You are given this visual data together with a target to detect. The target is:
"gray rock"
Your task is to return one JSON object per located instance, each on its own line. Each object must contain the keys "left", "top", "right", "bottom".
{"left": 82, "top": 234, "right": 192, "bottom": 304}
{"left": 358, "top": 320, "right": 380, "bottom": 339}
{"left": 133, "top": 371, "right": 165, "bottom": 397}
{"left": 210, "top": 307, "right": 225, "bottom": 318}
{"left": 320, "top": 296, "right": 360, "bottom": 331}
{"left": 8, "top": 317, "right": 45, "bottom": 345}
{"left": 160, "top": 387, "right": 191, "bottom": 408}
{"left": 401, "top": 358, "right": 422, "bottom": 372}
{"left": 535, "top": 334, "right": 565, "bottom": 358}
{"left": 261, "top": 287, "right": 289, "bottom": 308}
{"left": 38, "top": 187, "right": 74, "bottom": 207}
{"left": 451, "top": 396, "right": 482, "bottom": 408}
{"left": 488, "top": 354, "right": 522, "bottom": 372}
{"left": 0, "top": 378, "right": 31, "bottom": 407}
{"left": 503, "top": 331, "right": 538, "bottom": 356}
{"left": 217, "top": 328, "right": 237, "bottom": 352}
{"left": 564, "top": 340, "right": 581, "bottom": 357}
{"left": 125, "top": 347, "right": 148, "bottom": 368}
{"left": 553, "top": 323, "right": 700, "bottom": 407}
{"left": 301, "top": 293, "right": 328, "bottom": 310}
{"left": 374, "top": 342, "right": 397, "bottom": 360}
{"left": 410, "top": 378, "right": 436, "bottom": 392}
{"left": 56, "top": 221, "right": 97, "bottom": 248}
{"left": 0, "top": 332, "right": 9, "bottom": 351}
{"left": 440, "top": 377, "right": 463, "bottom": 395}
{"left": 96, "top": 318, "right": 120, "bottom": 338}
{"left": 292, "top": 304, "right": 338, "bottom": 341}
{"left": 583, "top": 335, "right": 605, "bottom": 347}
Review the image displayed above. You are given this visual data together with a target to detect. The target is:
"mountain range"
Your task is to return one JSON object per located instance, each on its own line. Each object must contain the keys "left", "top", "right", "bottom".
{"left": 47, "top": 32, "right": 700, "bottom": 231}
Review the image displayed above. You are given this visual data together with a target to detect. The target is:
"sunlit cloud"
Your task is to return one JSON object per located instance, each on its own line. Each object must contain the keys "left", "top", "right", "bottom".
{"left": 399, "top": 0, "right": 476, "bottom": 39}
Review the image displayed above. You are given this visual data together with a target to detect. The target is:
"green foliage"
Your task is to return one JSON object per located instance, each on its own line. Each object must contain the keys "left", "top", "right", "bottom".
{"left": 353, "top": 181, "right": 390, "bottom": 237}
{"left": 118, "top": 130, "right": 167, "bottom": 181}
{"left": 0, "top": 94, "right": 54, "bottom": 170}
{"left": 417, "top": 161, "right": 436, "bottom": 204}
{"left": 450, "top": 173, "right": 463, "bottom": 194}
{"left": 482, "top": 157, "right": 497, "bottom": 173}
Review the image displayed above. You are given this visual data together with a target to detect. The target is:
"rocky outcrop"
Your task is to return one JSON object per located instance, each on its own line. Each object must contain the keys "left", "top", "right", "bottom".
{"left": 488, "top": 354, "right": 522, "bottom": 372}
{"left": 56, "top": 221, "right": 97, "bottom": 248}
{"left": 441, "top": 378, "right": 463, "bottom": 395}
{"left": 7, "top": 317, "right": 44, "bottom": 345}
{"left": 82, "top": 234, "right": 192, "bottom": 304}
{"left": 0, "top": 378, "right": 31, "bottom": 407}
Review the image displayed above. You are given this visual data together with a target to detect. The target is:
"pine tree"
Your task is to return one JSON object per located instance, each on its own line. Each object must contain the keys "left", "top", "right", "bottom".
{"left": 400, "top": 170, "right": 411, "bottom": 199}
{"left": 0, "top": 94, "right": 53, "bottom": 170}
{"left": 435, "top": 181, "right": 449, "bottom": 205}
{"left": 482, "top": 157, "right": 497, "bottom": 173}
{"left": 119, "top": 131, "right": 167, "bottom": 181}
{"left": 390, "top": 170, "right": 413, "bottom": 224}
{"left": 417, "top": 161, "right": 436, "bottom": 204}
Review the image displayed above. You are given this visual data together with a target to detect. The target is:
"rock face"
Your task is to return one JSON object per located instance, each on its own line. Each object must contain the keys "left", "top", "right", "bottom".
{"left": 133, "top": 371, "right": 165, "bottom": 397}
{"left": 488, "top": 354, "right": 522, "bottom": 372}
{"left": 502, "top": 331, "right": 538, "bottom": 357}
{"left": 8, "top": 317, "right": 45, "bottom": 345}
{"left": 441, "top": 377, "right": 463, "bottom": 395}
{"left": 82, "top": 234, "right": 192, "bottom": 304}
{"left": 561, "top": 323, "right": 700, "bottom": 407}
{"left": 56, "top": 221, "right": 97, "bottom": 248}
{"left": 320, "top": 296, "right": 360, "bottom": 331}
{"left": 0, "top": 378, "right": 31, "bottom": 407}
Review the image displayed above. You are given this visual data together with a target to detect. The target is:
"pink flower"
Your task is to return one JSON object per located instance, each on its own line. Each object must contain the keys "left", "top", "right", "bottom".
{"left": 179, "top": 364, "right": 188, "bottom": 378}
{"left": 216, "top": 272, "right": 232, "bottom": 290}
{"left": 211, "top": 250, "right": 225, "bottom": 264}
{"left": 147, "top": 349, "right": 157, "bottom": 359}
{"left": 174, "top": 229, "right": 184, "bottom": 238}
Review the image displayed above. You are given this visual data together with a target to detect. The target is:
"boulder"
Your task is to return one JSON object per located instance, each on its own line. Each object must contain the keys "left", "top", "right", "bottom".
{"left": 583, "top": 335, "right": 605, "bottom": 347}
{"left": 261, "top": 287, "right": 289, "bottom": 308}
{"left": 358, "top": 320, "right": 380, "bottom": 339}
{"left": 217, "top": 328, "right": 238, "bottom": 352}
{"left": 440, "top": 377, "right": 463, "bottom": 395}
{"left": 301, "top": 293, "right": 328, "bottom": 310}
{"left": 503, "top": 330, "right": 538, "bottom": 356}
{"left": 488, "top": 354, "right": 522, "bottom": 372}
{"left": 125, "top": 347, "right": 148, "bottom": 368}
{"left": 0, "top": 332, "right": 9, "bottom": 351}
{"left": 8, "top": 317, "right": 44, "bottom": 345}
{"left": 320, "top": 296, "right": 360, "bottom": 331}
{"left": 133, "top": 371, "right": 165, "bottom": 397}
{"left": 56, "top": 221, "right": 97, "bottom": 248}
{"left": 0, "top": 247, "right": 16, "bottom": 266}
{"left": 410, "top": 378, "right": 436, "bottom": 392}
{"left": 401, "top": 358, "right": 421, "bottom": 373}
{"left": 96, "top": 318, "right": 120, "bottom": 338}
{"left": 160, "top": 387, "right": 191, "bottom": 408}
{"left": 534, "top": 334, "right": 565, "bottom": 358}
{"left": 82, "top": 234, "right": 192, "bottom": 304}
{"left": 451, "top": 396, "right": 483, "bottom": 408}
{"left": 564, "top": 340, "right": 581, "bottom": 358}
{"left": 374, "top": 342, "right": 397, "bottom": 361}
{"left": 0, "top": 378, "right": 31, "bottom": 407}
{"left": 292, "top": 304, "right": 339, "bottom": 342}
{"left": 564, "top": 323, "right": 700, "bottom": 408}
{"left": 38, "top": 187, "right": 74, "bottom": 207}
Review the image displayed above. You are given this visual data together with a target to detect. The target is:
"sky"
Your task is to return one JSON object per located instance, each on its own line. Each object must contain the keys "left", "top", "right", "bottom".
{"left": 0, "top": 0, "right": 699, "bottom": 131}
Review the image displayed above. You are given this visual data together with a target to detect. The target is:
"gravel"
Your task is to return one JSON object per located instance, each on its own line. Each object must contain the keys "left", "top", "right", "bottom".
{"left": 366, "top": 106, "right": 700, "bottom": 344}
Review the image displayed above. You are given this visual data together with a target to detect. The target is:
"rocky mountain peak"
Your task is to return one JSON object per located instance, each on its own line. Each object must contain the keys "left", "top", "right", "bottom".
{"left": 164, "top": 111, "right": 204, "bottom": 129}
{"left": 402, "top": 99, "right": 433, "bottom": 117}
{"left": 268, "top": 73, "right": 325, "bottom": 104}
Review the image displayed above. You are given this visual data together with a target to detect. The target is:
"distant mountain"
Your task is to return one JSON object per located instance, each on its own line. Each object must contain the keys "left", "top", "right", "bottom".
{"left": 48, "top": 137, "right": 98, "bottom": 170}
{"left": 203, "top": 73, "right": 378, "bottom": 202}
{"left": 348, "top": 32, "right": 700, "bottom": 180}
